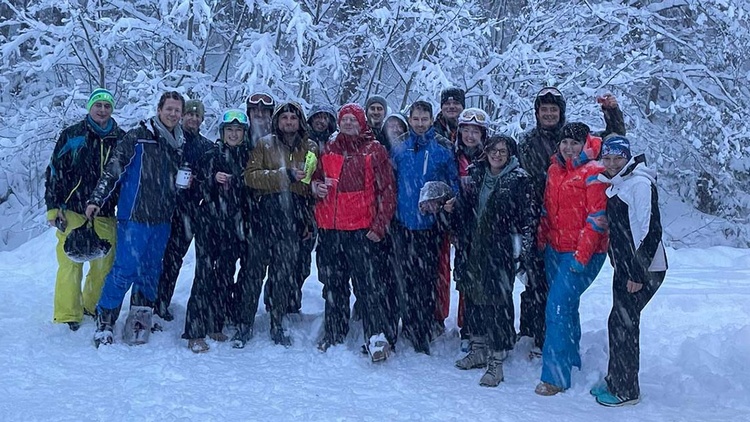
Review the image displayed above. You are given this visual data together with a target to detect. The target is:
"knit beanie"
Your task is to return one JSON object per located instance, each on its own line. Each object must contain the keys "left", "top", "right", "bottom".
{"left": 559, "top": 122, "right": 590, "bottom": 144}
{"left": 441, "top": 87, "right": 466, "bottom": 108}
{"left": 338, "top": 103, "right": 368, "bottom": 134}
{"left": 87, "top": 88, "right": 115, "bottom": 112}
{"left": 601, "top": 134, "right": 632, "bottom": 159}
{"left": 365, "top": 95, "right": 388, "bottom": 112}
{"left": 184, "top": 100, "right": 205, "bottom": 119}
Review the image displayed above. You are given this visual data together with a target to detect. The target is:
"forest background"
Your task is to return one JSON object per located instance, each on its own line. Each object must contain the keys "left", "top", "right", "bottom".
{"left": 0, "top": 0, "right": 748, "bottom": 250}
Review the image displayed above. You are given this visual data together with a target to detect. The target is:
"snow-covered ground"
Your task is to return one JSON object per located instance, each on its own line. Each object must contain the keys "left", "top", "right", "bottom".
{"left": 1, "top": 230, "right": 748, "bottom": 422}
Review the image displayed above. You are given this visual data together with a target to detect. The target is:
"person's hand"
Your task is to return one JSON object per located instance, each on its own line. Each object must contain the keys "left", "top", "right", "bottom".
{"left": 597, "top": 94, "right": 618, "bottom": 109}
{"left": 443, "top": 197, "right": 456, "bottom": 213}
{"left": 366, "top": 231, "right": 382, "bottom": 243}
{"left": 85, "top": 204, "right": 100, "bottom": 220}
{"left": 627, "top": 280, "right": 643, "bottom": 293}
{"left": 215, "top": 172, "right": 232, "bottom": 185}
{"left": 313, "top": 181, "right": 329, "bottom": 199}
{"left": 48, "top": 209, "right": 65, "bottom": 227}
{"left": 292, "top": 168, "right": 306, "bottom": 181}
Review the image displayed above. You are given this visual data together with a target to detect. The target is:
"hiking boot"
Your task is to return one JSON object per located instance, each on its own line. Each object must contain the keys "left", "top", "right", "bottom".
{"left": 479, "top": 351, "right": 506, "bottom": 387}
{"left": 595, "top": 391, "right": 640, "bottom": 407}
{"left": 455, "top": 336, "right": 488, "bottom": 370}
{"left": 67, "top": 321, "right": 81, "bottom": 332}
{"left": 188, "top": 338, "right": 210, "bottom": 353}
{"left": 367, "top": 334, "right": 390, "bottom": 363}
{"left": 231, "top": 324, "right": 254, "bottom": 349}
{"left": 271, "top": 327, "right": 292, "bottom": 347}
{"left": 122, "top": 306, "right": 153, "bottom": 346}
{"left": 93, "top": 307, "right": 117, "bottom": 348}
{"left": 208, "top": 332, "right": 228, "bottom": 342}
{"left": 535, "top": 382, "right": 564, "bottom": 396}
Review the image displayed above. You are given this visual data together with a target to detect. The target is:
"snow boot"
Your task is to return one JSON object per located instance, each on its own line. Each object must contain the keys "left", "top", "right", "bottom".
{"left": 231, "top": 324, "right": 254, "bottom": 349}
{"left": 595, "top": 391, "right": 640, "bottom": 407}
{"left": 367, "top": 333, "right": 390, "bottom": 363}
{"left": 188, "top": 338, "right": 210, "bottom": 353}
{"left": 455, "top": 336, "right": 488, "bottom": 370}
{"left": 93, "top": 307, "right": 118, "bottom": 348}
{"left": 122, "top": 306, "right": 153, "bottom": 346}
{"left": 67, "top": 321, "right": 81, "bottom": 332}
{"left": 535, "top": 382, "right": 564, "bottom": 396}
{"left": 590, "top": 379, "right": 609, "bottom": 397}
{"left": 479, "top": 351, "right": 507, "bottom": 387}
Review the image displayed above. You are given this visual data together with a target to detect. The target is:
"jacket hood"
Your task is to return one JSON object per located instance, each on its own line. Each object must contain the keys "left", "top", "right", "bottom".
{"left": 272, "top": 102, "right": 309, "bottom": 142}
{"left": 382, "top": 112, "right": 408, "bottom": 130}
{"left": 307, "top": 104, "right": 338, "bottom": 134}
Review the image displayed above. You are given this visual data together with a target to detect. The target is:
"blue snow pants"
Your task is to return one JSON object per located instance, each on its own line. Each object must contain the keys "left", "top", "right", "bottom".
{"left": 540, "top": 246, "right": 606, "bottom": 389}
{"left": 97, "top": 221, "right": 171, "bottom": 317}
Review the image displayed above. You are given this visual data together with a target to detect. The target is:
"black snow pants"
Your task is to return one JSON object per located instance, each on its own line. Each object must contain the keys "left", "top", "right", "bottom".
{"left": 463, "top": 276, "right": 516, "bottom": 353}
{"left": 391, "top": 222, "right": 441, "bottom": 354}
{"left": 519, "top": 248, "right": 548, "bottom": 348}
{"left": 606, "top": 269, "right": 665, "bottom": 399}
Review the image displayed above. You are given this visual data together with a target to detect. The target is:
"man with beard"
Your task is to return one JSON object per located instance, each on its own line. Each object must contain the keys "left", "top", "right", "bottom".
{"left": 365, "top": 95, "right": 388, "bottom": 143}
{"left": 244, "top": 102, "right": 318, "bottom": 346}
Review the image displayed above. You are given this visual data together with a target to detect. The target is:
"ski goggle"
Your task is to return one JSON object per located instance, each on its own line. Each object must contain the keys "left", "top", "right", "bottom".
{"left": 247, "top": 93, "right": 274, "bottom": 107}
{"left": 537, "top": 87, "right": 562, "bottom": 97}
{"left": 459, "top": 108, "right": 488, "bottom": 124}
{"left": 221, "top": 109, "right": 249, "bottom": 125}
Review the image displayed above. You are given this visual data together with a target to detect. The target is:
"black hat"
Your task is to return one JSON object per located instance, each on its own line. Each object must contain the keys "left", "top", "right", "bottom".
{"left": 441, "top": 87, "right": 466, "bottom": 108}
{"left": 365, "top": 95, "right": 388, "bottom": 111}
{"left": 533, "top": 86, "right": 567, "bottom": 123}
{"left": 559, "top": 122, "right": 590, "bottom": 144}
{"left": 64, "top": 222, "right": 112, "bottom": 263}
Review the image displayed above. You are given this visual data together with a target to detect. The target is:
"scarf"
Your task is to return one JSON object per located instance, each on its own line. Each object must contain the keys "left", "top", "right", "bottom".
{"left": 86, "top": 115, "right": 114, "bottom": 137}
{"left": 152, "top": 117, "right": 184, "bottom": 151}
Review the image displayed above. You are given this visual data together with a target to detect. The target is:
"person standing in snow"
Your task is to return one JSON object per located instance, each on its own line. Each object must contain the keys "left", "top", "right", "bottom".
{"left": 44, "top": 88, "right": 125, "bottom": 332}
{"left": 87, "top": 91, "right": 186, "bottom": 347}
{"left": 591, "top": 135, "right": 667, "bottom": 406}
{"left": 244, "top": 102, "right": 318, "bottom": 347}
{"left": 390, "top": 100, "right": 459, "bottom": 355}
{"left": 312, "top": 104, "right": 397, "bottom": 361}
{"left": 183, "top": 110, "right": 258, "bottom": 353}
{"left": 453, "top": 135, "right": 536, "bottom": 387}
{"left": 451, "top": 108, "right": 490, "bottom": 351}
{"left": 149, "top": 99, "right": 213, "bottom": 322}
{"left": 517, "top": 87, "right": 626, "bottom": 358}
{"left": 246, "top": 92, "right": 275, "bottom": 147}
{"left": 432, "top": 87, "right": 465, "bottom": 336}
{"left": 534, "top": 122, "right": 609, "bottom": 395}
{"left": 365, "top": 95, "right": 388, "bottom": 143}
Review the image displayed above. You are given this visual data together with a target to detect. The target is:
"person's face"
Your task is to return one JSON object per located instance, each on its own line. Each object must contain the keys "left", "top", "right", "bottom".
{"left": 536, "top": 104, "right": 561, "bottom": 129}
{"left": 460, "top": 125, "right": 483, "bottom": 148}
{"left": 367, "top": 103, "right": 385, "bottom": 126}
{"left": 182, "top": 112, "right": 203, "bottom": 133}
{"left": 223, "top": 125, "right": 245, "bottom": 146}
{"left": 278, "top": 111, "right": 300, "bottom": 135}
{"left": 339, "top": 113, "right": 360, "bottom": 136}
{"left": 409, "top": 109, "right": 432, "bottom": 136}
{"left": 249, "top": 107, "right": 272, "bottom": 124}
{"left": 559, "top": 138, "right": 584, "bottom": 161}
{"left": 157, "top": 98, "right": 183, "bottom": 130}
{"left": 311, "top": 113, "right": 329, "bottom": 132}
{"left": 602, "top": 154, "right": 628, "bottom": 177}
{"left": 486, "top": 142, "right": 509, "bottom": 172}
{"left": 88, "top": 101, "right": 113, "bottom": 127}
{"left": 385, "top": 118, "right": 406, "bottom": 141}
{"left": 441, "top": 99, "right": 464, "bottom": 121}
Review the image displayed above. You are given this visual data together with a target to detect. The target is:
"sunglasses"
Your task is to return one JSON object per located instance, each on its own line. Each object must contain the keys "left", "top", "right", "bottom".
{"left": 537, "top": 87, "right": 562, "bottom": 97}
{"left": 459, "top": 109, "right": 487, "bottom": 123}
{"left": 247, "top": 93, "right": 274, "bottom": 106}
{"left": 222, "top": 110, "right": 249, "bottom": 125}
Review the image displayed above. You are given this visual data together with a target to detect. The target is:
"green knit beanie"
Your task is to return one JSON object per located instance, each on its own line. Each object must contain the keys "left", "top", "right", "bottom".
{"left": 87, "top": 88, "right": 115, "bottom": 112}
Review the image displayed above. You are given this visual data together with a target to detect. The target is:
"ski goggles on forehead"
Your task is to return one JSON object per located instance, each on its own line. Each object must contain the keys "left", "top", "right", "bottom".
{"left": 222, "top": 110, "right": 249, "bottom": 125}
{"left": 537, "top": 87, "right": 562, "bottom": 97}
{"left": 247, "top": 93, "right": 274, "bottom": 106}
{"left": 459, "top": 109, "right": 487, "bottom": 123}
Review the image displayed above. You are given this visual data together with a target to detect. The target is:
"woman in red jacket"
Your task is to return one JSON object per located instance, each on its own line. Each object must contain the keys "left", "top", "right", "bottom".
{"left": 312, "top": 103, "right": 397, "bottom": 362}
{"left": 535, "top": 122, "right": 609, "bottom": 396}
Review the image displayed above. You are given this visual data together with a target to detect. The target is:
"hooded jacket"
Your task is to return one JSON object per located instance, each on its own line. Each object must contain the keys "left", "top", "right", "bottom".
{"left": 314, "top": 129, "right": 396, "bottom": 239}
{"left": 307, "top": 104, "right": 338, "bottom": 150}
{"left": 88, "top": 118, "right": 184, "bottom": 224}
{"left": 390, "top": 126, "right": 459, "bottom": 231}
{"left": 45, "top": 117, "right": 125, "bottom": 218}
{"left": 598, "top": 154, "right": 668, "bottom": 282}
{"left": 539, "top": 134, "right": 608, "bottom": 266}
{"left": 380, "top": 113, "right": 408, "bottom": 152}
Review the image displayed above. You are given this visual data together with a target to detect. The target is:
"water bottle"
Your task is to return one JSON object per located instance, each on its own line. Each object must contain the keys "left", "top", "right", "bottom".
{"left": 175, "top": 163, "right": 192, "bottom": 189}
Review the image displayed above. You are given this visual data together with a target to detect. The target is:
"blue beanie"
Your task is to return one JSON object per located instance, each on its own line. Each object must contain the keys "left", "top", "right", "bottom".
{"left": 87, "top": 88, "right": 115, "bottom": 112}
{"left": 601, "top": 135, "right": 632, "bottom": 159}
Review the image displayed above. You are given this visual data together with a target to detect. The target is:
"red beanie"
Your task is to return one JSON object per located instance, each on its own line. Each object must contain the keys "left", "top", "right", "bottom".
{"left": 338, "top": 103, "right": 368, "bottom": 134}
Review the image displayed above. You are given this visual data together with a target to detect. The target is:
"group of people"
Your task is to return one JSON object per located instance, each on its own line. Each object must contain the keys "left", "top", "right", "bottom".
{"left": 45, "top": 85, "right": 667, "bottom": 407}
